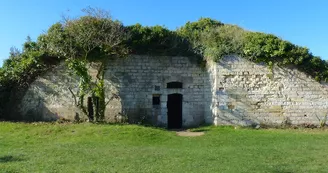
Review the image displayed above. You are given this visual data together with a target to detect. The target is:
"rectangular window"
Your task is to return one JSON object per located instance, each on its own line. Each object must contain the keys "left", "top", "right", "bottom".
{"left": 152, "top": 94, "right": 160, "bottom": 105}
{"left": 154, "top": 85, "right": 160, "bottom": 91}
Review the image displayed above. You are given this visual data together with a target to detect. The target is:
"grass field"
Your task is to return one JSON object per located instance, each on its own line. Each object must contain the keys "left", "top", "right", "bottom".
{"left": 1, "top": 122, "right": 328, "bottom": 173}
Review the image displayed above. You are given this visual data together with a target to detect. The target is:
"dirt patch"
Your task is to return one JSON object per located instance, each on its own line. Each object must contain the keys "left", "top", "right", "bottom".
{"left": 176, "top": 131, "right": 205, "bottom": 137}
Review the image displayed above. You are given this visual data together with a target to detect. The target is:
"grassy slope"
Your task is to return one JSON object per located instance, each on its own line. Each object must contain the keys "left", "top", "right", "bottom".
{"left": 0, "top": 122, "right": 328, "bottom": 173}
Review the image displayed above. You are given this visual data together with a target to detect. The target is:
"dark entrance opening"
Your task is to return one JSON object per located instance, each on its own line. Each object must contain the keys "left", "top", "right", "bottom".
{"left": 87, "top": 97, "right": 94, "bottom": 121}
{"left": 152, "top": 95, "right": 160, "bottom": 105}
{"left": 87, "top": 96, "right": 100, "bottom": 121}
{"left": 167, "top": 94, "right": 183, "bottom": 129}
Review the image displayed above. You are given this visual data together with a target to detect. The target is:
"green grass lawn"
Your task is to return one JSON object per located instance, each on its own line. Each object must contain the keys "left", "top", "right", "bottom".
{"left": 1, "top": 122, "right": 328, "bottom": 173}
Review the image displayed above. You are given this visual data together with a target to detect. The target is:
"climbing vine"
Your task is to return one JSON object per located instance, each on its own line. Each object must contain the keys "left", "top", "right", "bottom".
{"left": 39, "top": 7, "right": 127, "bottom": 122}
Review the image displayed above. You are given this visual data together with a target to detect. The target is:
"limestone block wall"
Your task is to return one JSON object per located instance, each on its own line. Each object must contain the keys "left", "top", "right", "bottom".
{"left": 17, "top": 54, "right": 328, "bottom": 127}
{"left": 19, "top": 64, "right": 81, "bottom": 121}
{"left": 105, "top": 55, "right": 211, "bottom": 127}
{"left": 211, "top": 56, "right": 328, "bottom": 126}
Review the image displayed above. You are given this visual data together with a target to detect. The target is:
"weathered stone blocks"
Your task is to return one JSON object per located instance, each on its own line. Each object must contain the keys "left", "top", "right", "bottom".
{"left": 17, "top": 55, "right": 328, "bottom": 127}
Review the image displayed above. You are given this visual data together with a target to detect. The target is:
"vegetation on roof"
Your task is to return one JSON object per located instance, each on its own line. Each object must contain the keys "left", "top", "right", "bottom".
{"left": 1, "top": 7, "right": 327, "bottom": 120}
{"left": 1, "top": 10, "right": 327, "bottom": 87}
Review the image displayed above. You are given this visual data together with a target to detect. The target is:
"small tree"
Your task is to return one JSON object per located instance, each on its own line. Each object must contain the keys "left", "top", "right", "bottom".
{"left": 41, "top": 7, "right": 128, "bottom": 121}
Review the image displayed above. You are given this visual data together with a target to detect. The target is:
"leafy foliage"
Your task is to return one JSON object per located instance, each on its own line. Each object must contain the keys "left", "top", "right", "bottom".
{"left": 3, "top": 16, "right": 326, "bottom": 89}
{"left": 0, "top": 44, "right": 58, "bottom": 88}
{"left": 0, "top": 38, "right": 60, "bottom": 120}
{"left": 177, "top": 17, "right": 223, "bottom": 43}
{"left": 200, "top": 24, "right": 245, "bottom": 62}
{"left": 47, "top": 7, "right": 128, "bottom": 122}
{"left": 0, "top": 7, "right": 127, "bottom": 121}
{"left": 125, "top": 24, "right": 192, "bottom": 56}
{"left": 243, "top": 32, "right": 328, "bottom": 81}
{"left": 1, "top": 11, "right": 328, "bottom": 120}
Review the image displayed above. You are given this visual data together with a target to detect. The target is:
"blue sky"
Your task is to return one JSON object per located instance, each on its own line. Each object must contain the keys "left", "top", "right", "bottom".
{"left": 0, "top": 0, "right": 327, "bottom": 66}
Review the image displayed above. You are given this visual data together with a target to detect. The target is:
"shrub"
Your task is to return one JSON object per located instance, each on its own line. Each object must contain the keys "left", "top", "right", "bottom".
{"left": 125, "top": 24, "right": 192, "bottom": 56}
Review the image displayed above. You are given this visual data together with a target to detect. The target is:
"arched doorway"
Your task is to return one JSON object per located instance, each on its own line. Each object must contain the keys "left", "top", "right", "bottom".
{"left": 167, "top": 93, "right": 183, "bottom": 129}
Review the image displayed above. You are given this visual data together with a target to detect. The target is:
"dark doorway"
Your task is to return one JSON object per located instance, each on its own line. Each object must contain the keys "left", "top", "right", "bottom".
{"left": 87, "top": 97, "right": 94, "bottom": 121}
{"left": 87, "top": 96, "right": 100, "bottom": 121}
{"left": 167, "top": 94, "right": 183, "bottom": 129}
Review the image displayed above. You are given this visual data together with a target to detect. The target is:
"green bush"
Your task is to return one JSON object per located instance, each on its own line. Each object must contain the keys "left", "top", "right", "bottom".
{"left": 125, "top": 24, "right": 192, "bottom": 56}
{"left": 1, "top": 17, "right": 328, "bottom": 89}
{"left": 242, "top": 32, "right": 328, "bottom": 81}
{"left": 200, "top": 24, "right": 245, "bottom": 62}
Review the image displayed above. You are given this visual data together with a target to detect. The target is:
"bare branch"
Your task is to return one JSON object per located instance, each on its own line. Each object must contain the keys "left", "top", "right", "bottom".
{"left": 105, "top": 93, "right": 119, "bottom": 106}
{"left": 82, "top": 6, "right": 111, "bottom": 19}
{"left": 96, "top": 63, "right": 104, "bottom": 80}
{"left": 68, "top": 87, "right": 78, "bottom": 106}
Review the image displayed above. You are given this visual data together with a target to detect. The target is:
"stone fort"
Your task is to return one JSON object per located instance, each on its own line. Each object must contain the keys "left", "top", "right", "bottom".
{"left": 18, "top": 55, "right": 328, "bottom": 128}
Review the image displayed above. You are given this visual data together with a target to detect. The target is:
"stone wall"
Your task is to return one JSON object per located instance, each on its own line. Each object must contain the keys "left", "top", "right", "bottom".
{"left": 211, "top": 56, "right": 328, "bottom": 126}
{"left": 17, "top": 55, "right": 328, "bottom": 127}
{"left": 104, "top": 55, "right": 211, "bottom": 127}
{"left": 18, "top": 64, "right": 81, "bottom": 121}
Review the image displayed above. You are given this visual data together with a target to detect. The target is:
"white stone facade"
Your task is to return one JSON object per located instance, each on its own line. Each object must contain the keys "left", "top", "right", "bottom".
{"left": 104, "top": 55, "right": 211, "bottom": 127}
{"left": 18, "top": 55, "right": 328, "bottom": 127}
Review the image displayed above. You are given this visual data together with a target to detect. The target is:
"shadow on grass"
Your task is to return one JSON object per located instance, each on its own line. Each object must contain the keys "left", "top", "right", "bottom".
{"left": 167, "top": 125, "right": 214, "bottom": 132}
{"left": 0, "top": 155, "right": 24, "bottom": 163}
{"left": 189, "top": 128, "right": 211, "bottom": 132}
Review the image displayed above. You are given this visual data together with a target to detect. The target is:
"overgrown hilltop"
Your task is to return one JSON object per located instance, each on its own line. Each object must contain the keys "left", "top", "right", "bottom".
{"left": 1, "top": 7, "right": 327, "bottom": 121}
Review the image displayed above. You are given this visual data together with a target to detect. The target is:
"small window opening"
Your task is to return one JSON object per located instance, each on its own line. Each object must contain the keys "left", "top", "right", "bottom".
{"left": 152, "top": 94, "right": 160, "bottom": 105}
{"left": 167, "top": 82, "right": 183, "bottom": 89}
{"left": 154, "top": 85, "right": 160, "bottom": 91}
